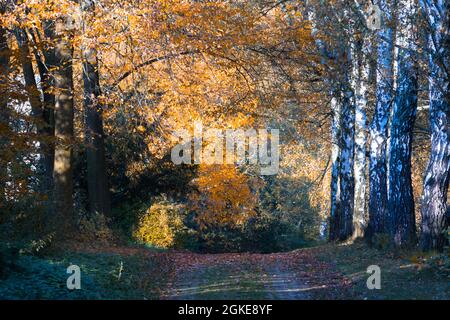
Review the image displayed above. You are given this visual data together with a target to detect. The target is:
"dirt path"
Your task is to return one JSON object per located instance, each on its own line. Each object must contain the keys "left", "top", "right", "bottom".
{"left": 56, "top": 242, "right": 449, "bottom": 300}
{"left": 262, "top": 262, "right": 310, "bottom": 299}
{"left": 62, "top": 242, "right": 351, "bottom": 299}
{"left": 161, "top": 250, "right": 344, "bottom": 300}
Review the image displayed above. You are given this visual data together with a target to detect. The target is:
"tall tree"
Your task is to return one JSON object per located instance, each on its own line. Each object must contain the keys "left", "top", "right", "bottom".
{"left": 52, "top": 16, "right": 75, "bottom": 233}
{"left": 388, "top": 0, "right": 418, "bottom": 247}
{"left": 81, "top": 0, "right": 111, "bottom": 217}
{"left": 305, "top": 1, "right": 343, "bottom": 240}
{"left": 419, "top": 0, "right": 450, "bottom": 252}
{"left": 337, "top": 8, "right": 356, "bottom": 241}
{"left": 329, "top": 95, "right": 342, "bottom": 240}
{"left": 15, "top": 29, "right": 42, "bottom": 124}
{"left": 14, "top": 28, "right": 54, "bottom": 190}
{"left": 32, "top": 23, "right": 57, "bottom": 191}
{"left": 352, "top": 37, "right": 369, "bottom": 239}
{"left": 0, "top": 10, "right": 11, "bottom": 207}
{"left": 367, "top": 0, "right": 395, "bottom": 242}
{"left": 338, "top": 81, "right": 355, "bottom": 240}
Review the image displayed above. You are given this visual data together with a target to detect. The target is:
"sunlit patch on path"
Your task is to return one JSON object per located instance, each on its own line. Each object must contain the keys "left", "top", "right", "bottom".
{"left": 161, "top": 250, "right": 342, "bottom": 300}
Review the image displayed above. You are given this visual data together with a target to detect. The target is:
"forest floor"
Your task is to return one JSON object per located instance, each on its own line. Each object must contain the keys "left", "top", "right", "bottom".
{"left": 0, "top": 242, "right": 448, "bottom": 299}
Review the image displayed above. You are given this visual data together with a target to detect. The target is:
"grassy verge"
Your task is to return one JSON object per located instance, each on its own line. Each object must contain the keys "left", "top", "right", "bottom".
{"left": 0, "top": 245, "right": 173, "bottom": 299}
{"left": 313, "top": 242, "right": 449, "bottom": 300}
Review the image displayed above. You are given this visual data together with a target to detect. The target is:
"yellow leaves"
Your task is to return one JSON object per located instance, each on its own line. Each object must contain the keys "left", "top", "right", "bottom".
{"left": 136, "top": 125, "right": 146, "bottom": 133}
{"left": 126, "top": 13, "right": 141, "bottom": 30}
{"left": 133, "top": 198, "right": 186, "bottom": 248}
{"left": 228, "top": 111, "right": 255, "bottom": 129}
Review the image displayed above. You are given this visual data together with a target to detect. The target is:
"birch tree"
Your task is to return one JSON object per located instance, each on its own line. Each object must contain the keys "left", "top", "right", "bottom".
{"left": 367, "top": 0, "right": 396, "bottom": 242}
{"left": 419, "top": 0, "right": 450, "bottom": 252}
{"left": 306, "top": 1, "right": 357, "bottom": 241}
{"left": 388, "top": 0, "right": 418, "bottom": 247}
{"left": 305, "top": 0, "right": 343, "bottom": 240}
{"left": 329, "top": 95, "right": 342, "bottom": 240}
{"left": 338, "top": 83, "right": 356, "bottom": 240}
{"left": 352, "top": 37, "right": 369, "bottom": 239}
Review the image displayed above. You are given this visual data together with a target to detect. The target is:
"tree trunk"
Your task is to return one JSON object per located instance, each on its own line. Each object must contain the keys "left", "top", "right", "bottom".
{"left": 367, "top": 0, "right": 395, "bottom": 242}
{"left": 0, "top": 24, "right": 11, "bottom": 208}
{"left": 15, "top": 29, "right": 42, "bottom": 121}
{"left": 388, "top": 0, "right": 418, "bottom": 247}
{"left": 305, "top": 3, "right": 344, "bottom": 241}
{"left": 14, "top": 28, "right": 55, "bottom": 193}
{"left": 353, "top": 39, "right": 369, "bottom": 239}
{"left": 329, "top": 95, "right": 342, "bottom": 241}
{"left": 81, "top": 0, "right": 111, "bottom": 217}
{"left": 32, "top": 24, "right": 57, "bottom": 191}
{"left": 52, "top": 18, "right": 75, "bottom": 234}
{"left": 419, "top": 0, "right": 450, "bottom": 252}
{"left": 338, "top": 88, "right": 355, "bottom": 240}
{"left": 337, "top": 32, "right": 356, "bottom": 241}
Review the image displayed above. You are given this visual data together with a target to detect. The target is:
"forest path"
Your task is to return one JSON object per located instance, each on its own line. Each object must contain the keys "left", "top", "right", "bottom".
{"left": 161, "top": 249, "right": 346, "bottom": 300}
{"left": 263, "top": 261, "right": 310, "bottom": 300}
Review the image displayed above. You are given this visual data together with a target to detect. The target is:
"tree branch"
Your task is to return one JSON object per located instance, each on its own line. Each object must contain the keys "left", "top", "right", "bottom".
{"left": 110, "top": 50, "right": 199, "bottom": 89}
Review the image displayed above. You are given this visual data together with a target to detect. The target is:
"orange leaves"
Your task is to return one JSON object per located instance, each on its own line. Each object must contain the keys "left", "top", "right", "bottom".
{"left": 0, "top": 0, "right": 320, "bottom": 232}
{"left": 189, "top": 164, "right": 261, "bottom": 228}
{"left": 136, "top": 125, "right": 146, "bottom": 133}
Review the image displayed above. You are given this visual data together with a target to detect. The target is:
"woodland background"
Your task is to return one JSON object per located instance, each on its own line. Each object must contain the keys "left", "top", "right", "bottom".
{"left": 0, "top": 0, "right": 448, "bottom": 299}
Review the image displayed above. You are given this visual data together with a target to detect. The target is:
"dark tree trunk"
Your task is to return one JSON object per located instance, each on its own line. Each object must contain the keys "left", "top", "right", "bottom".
{"left": 83, "top": 54, "right": 111, "bottom": 217}
{"left": 388, "top": 76, "right": 418, "bottom": 246}
{"left": 420, "top": 76, "right": 450, "bottom": 252}
{"left": 82, "top": 0, "right": 111, "bottom": 217}
{"left": 419, "top": 0, "right": 450, "bottom": 252}
{"left": 32, "top": 24, "right": 57, "bottom": 190}
{"left": 15, "top": 29, "right": 42, "bottom": 121}
{"left": 388, "top": 61, "right": 418, "bottom": 246}
{"left": 388, "top": 0, "right": 418, "bottom": 247}
{"left": 14, "top": 28, "right": 55, "bottom": 193}
{"left": 0, "top": 24, "right": 11, "bottom": 208}
{"left": 52, "top": 18, "right": 75, "bottom": 234}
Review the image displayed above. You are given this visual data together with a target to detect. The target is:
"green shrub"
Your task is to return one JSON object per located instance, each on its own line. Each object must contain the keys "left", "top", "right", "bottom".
{"left": 117, "top": 195, "right": 312, "bottom": 253}
{"left": 193, "top": 210, "right": 308, "bottom": 253}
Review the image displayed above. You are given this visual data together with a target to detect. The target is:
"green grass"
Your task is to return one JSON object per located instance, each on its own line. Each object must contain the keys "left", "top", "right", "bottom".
{"left": 0, "top": 250, "right": 172, "bottom": 299}
{"left": 314, "top": 242, "right": 449, "bottom": 300}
